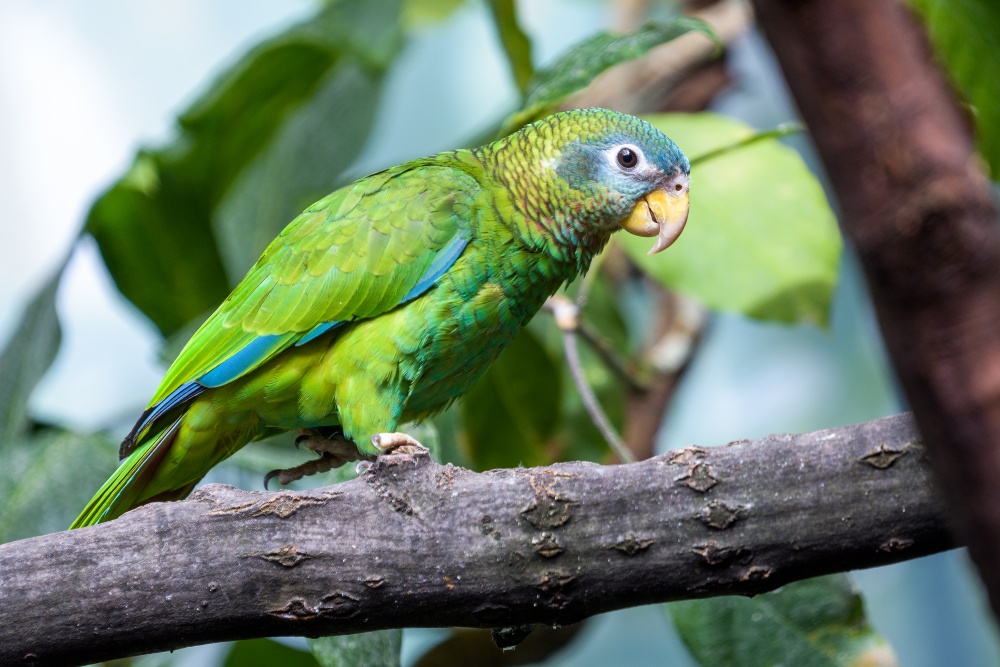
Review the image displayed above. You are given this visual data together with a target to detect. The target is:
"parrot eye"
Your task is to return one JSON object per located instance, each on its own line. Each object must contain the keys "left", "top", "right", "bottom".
{"left": 616, "top": 147, "right": 639, "bottom": 170}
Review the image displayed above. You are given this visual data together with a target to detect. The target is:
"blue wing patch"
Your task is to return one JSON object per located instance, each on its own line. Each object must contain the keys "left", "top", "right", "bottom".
{"left": 296, "top": 320, "right": 346, "bottom": 347}
{"left": 295, "top": 235, "right": 469, "bottom": 348}
{"left": 198, "top": 333, "right": 293, "bottom": 388}
{"left": 401, "top": 236, "right": 468, "bottom": 304}
{"left": 122, "top": 381, "right": 205, "bottom": 457}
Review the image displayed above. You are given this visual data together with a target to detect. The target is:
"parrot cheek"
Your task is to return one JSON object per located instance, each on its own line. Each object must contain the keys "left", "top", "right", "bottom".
{"left": 620, "top": 199, "right": 659, "bottom": 238}
{"left": 619, "top": 188, "right": 690, "bottom": 255}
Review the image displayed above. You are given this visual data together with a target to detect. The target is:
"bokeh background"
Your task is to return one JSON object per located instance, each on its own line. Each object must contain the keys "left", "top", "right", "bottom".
{"left": 1, "top": 1, "right": 998, "bottom": 665}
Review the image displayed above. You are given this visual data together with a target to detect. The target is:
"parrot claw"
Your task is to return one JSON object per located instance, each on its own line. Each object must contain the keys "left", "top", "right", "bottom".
{"left": 263, "top": 428, "right": 368, "bottom": 488}
{"left": 371, "top": 432, "right": 429, "bottom": 457}
{"left": 264, "top": 452, "right": 347, "bottom": 488}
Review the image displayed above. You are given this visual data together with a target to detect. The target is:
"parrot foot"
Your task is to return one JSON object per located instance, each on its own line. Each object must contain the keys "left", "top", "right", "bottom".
{"left": 264, "top": 454, "right": 343, "bottom": 488}
{"left": 264, "top": 428, "right": 373, "bottom": 489}
{"left": 371, "top": 432, "right": 429, "bottom": 457}
{"left": 295, "top": 428, "right": 364, "bottom": 462}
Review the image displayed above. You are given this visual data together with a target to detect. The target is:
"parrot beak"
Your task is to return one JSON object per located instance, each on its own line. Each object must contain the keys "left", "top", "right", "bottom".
{"left": 620, "top": 185, "right": 690, "bottom": 255}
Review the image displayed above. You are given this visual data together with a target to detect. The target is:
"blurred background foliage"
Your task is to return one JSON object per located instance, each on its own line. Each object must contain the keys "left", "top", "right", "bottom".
{"left": 0, "top": 0, "right": 999, "bottom": 665}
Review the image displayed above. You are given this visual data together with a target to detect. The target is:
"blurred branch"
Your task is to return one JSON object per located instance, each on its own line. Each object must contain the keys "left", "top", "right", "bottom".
{"left": 624, "top": 288, "right": 707, "bottom": 460}
{"left": 1, "top": 413, "right": 955, "bottom": 666}
{"left": 751, "top": 0, "right": 1000, "bottom": 620}
{"left": 487, "top": 0, "right": 534, "bottom": 95}
{"left": 565, "top": 0, "right": 752, "bottom": 114}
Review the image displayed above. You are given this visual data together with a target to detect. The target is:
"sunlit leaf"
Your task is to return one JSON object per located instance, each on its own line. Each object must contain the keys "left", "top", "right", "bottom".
{"left": 619, "top": 113, "right": 841, "bottom": 325}
{"left": 670, "top": 575, "right": 898, "bottom": 667}
{"left": 309, "top": 631, "right": 402, "bottom": 667}
{"left": 0, "top": 268, "right": 62, "bottom": 445}
{"left": 502, "top": 18, "right": 718, "bottom": 134}
{"left": 460, "top": 328, "right": 561, "bottom": 470}
{"left": 907, "top": 0, "right": 1000, "bottom": 177}
{"left": 86, "top": 0, "right": 403, "bottom": 336}
{"left": 403, "top": 0, "right": 466, "bottom": 27}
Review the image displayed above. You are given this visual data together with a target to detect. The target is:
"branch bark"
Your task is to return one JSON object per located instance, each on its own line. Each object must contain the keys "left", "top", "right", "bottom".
{"left": 1, "top": 413, "right": 953, "bottom": 666}
{"left": 751, "top": 0, "right": 1000, "bottom": 619}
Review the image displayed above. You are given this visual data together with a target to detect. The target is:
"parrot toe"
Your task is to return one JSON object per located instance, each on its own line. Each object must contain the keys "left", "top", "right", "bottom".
{"left": 264, "top": 453, "right": 342, "bottom": 489}
{"left": 264, "top": 428, "right": 371, "bottom": 488}
{"left": 371, "top": 432, "right": 429, "bottom": 456}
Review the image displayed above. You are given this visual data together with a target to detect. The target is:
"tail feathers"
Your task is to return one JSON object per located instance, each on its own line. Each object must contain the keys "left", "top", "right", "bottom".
{"left": 70, "top": 417, "right": 183, "bottom": 529}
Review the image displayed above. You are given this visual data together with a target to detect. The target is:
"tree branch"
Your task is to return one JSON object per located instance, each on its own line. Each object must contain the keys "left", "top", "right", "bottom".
{"left": 1, "top": 413, "right": 954, "bottom": 665}
{"left": 751, "top": 0, "right": 1000, "bottom": 618}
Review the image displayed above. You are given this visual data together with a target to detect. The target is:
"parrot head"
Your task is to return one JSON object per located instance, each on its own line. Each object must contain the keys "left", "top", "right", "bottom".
{"left": 487, "top": 108, "right": 690, "bottom": 262}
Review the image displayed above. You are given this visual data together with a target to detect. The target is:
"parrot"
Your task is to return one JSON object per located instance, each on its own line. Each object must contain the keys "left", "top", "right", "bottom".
{"left": 71, "top": 107, "right": 690, "bottom": 529}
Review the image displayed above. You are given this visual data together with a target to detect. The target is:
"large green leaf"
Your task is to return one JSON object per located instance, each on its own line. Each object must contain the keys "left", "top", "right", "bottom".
{"left": 907, "top": 0, "right": 1000, "bottom": 177}
{"left": 460, "top": 328, "right": 562, "bottom": 470}
{"left": 213, "top": 61, "right": 386, "bottom": 276}
{"left": 0, "top": 268, "right": 62, "bottom": 445}
{"left": 619, "top": 113, "right": 841, "bottom": 325}
{"left": 670, "top": 576, "right": 897, "bottom": 667}
{"left": 309, "top": 630, "right": 402, "bottom": 667}
{"left": 226, "top": 638, "right": 320, "bottom": 667}
{"left": 502, "top": 18, "right": 717, "bottom": 134}
{"left": 86, "top": 0, "right": 402, "bottom": 336}
{"left": 0, "top": 430, "right": 118, "bottom": 542}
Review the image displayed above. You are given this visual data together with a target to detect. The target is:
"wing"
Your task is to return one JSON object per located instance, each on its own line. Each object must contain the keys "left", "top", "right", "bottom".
{"left": 125, "top": 159, "right": 481, "bottom": 451}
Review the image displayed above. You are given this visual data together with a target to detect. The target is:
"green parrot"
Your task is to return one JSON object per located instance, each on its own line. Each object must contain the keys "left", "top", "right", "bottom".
{"left": 71, "top": 108, "right": 690, "bottom": 529}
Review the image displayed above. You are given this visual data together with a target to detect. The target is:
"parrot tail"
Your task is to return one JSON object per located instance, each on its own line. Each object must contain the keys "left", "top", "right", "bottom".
{"left": 70, "top": 417, "right": 184, "bottom": 529}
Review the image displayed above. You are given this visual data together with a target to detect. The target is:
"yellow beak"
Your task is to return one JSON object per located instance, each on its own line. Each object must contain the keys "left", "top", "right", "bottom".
{"left": 620, "top": 188, "right": 690, "bottom": 255}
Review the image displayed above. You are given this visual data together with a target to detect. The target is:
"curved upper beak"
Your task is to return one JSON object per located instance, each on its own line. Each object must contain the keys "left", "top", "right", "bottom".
{"left": 620, "top": 184, "right": 690, "bottom": 255}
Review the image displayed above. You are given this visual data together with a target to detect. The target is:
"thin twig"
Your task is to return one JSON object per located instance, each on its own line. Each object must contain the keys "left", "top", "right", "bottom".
{"left": 576, "top": 320, "right": 648, "bottom": 392}
{"left": 546, "top": 296, "right": 636, "bottom": 463}
{"left": 689, "top": 122, "right": 803, "bottom": 166}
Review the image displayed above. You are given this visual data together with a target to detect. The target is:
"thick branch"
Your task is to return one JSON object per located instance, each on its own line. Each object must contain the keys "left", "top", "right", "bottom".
{"left": 1, "top": 413, "right": 953, "bottom": 665}
{"left": 751, "top": 0, "right": 1000, "bottom": 617}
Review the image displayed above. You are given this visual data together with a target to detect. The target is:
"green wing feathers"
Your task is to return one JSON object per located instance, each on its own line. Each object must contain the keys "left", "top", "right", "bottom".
{"left": 150, "top": 161, "right": 481, "bottom": 407}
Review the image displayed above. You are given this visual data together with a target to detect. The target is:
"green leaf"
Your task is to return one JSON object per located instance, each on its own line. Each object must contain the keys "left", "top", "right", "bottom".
{"left": 0, "top": 268, "right": 62, "bottom": 445}
{"left": 226, "top": 638, "right": 320, "bottom": 667}
{"left": 86, "top": 156, "right": 232, "bottom": 336}
{"left": 619, "top": 113, "right": 841, "bottom": 325}
{"left": 907, "top": 0, "right": 1000, "bottom": 177}
{"left": 502, "top": 18, "right": 718, "bottom": 134}
{"left": 460, "top": 328, "right": 562, "bottom": 470}
{"left": 487, "top": 0, "right": 535, "bottom": 95}
{"left": 213, "top": 61, "right": 385, "bottom": 276}
{"left": 0, "top": 430, "right": 118, "bottom": 542}
{"left": 669, "top": 575, "right": 898, "bottom": 667}
{"left": 309, "top": 631, "right": 402, "bottom": 667}
{"left": 414, "top": 625, "right": 586, "bottom": 666}
{"left": 86, "top": 0, "right": 402, "bottom": 336}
